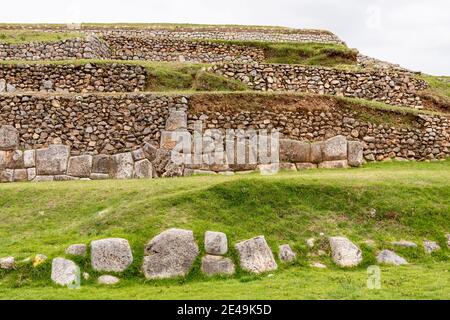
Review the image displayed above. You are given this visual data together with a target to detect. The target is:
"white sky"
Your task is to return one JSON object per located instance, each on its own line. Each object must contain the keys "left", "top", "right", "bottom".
{"left": 1, "top": 0, "right": 449, "bottom": 75}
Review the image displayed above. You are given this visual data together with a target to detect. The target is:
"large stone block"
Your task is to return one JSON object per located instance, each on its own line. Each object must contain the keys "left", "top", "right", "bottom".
{"left": 142, "top": 228, "right": 199, "bottom": 279}
{"left": 235, "top": 236, "right": 277, "bottom": 274}
{"left": 204, "top": 231, "right": 228, "bottom": 255}
{"left": 329, "top": 236, "right": 363, "bottom": 267}
{"left": 322, "top": 135, "right": 347, "bottom": 161}
{"left": 0, "top": 169, "right": 14, "bottom": 182}
{"left": 92, "top": 154, "right": 112, "bottom": 174}
{"left": 279, "top": 139, "right": 311, "bottom": 163}
{"left": 36, "top": 145, "right": 70, "bottom": 175}
{"left": 165, "top": 110, "right": 187, "bottom": 131}
{"left": 134, "top": 159, "right": 153, "bottom": 179}
{"left": 0, "top": 125, "right": 19, "bottom": 151}
{"left": 111, "top": 152, "right": 134, "bottom": 179}
{"left": 4, "top": 150, "right": 24, "bottom": 169}
{"left": 13, "top": 169, "right": 28, "bottom": 182}
{"left": 23, "top": 150, "right": 35, "bottom": 168}
{"left": 143, "top": 142, "right": 158, "bottom": 162}
{"left": 318, "top": 160, "right": 348, "bottom": 169}
{"left": 347, "top": 141, "right": 364, "bottom": 167}
{"left": 91, "top": 238, "right": 133, "bottom": 272}
{"left": 201, "top": 255, "right": 235, "bottom": 276}
{"left": 67, "top": 155, "right": 93, "bottom": 178}
{"left": 51, "top": 258, "right": 80, "bottom": 287}
{"left": 310, "top": 142, "right": 323, "bottom": 164}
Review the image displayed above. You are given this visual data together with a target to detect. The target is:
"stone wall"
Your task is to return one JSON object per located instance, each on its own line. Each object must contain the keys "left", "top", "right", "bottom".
{"left": 0, "top": 34, "right": 110, "bottom": 61}
{"left": 210, "top": 63, "right": 428, "bottom": 108}
{"left": 0, "top": 93, "right": 188, "bottom": 155}
{"left": 105, "top": 36, "right": 265, "bottom": 63}
{"left": 0, "top": 63, "right": 147, "bottom": 93}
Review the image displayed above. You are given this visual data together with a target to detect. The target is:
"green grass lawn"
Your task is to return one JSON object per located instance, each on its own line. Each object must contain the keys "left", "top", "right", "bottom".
{"left": 0, "top": 161, "right": 449, "bottom": 299}
{"left": 0, "top": 30, "right": 82, "bottom": 44}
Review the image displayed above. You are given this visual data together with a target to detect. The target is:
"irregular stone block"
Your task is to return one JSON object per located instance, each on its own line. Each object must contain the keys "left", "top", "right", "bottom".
{"left": 134, "top": 159, "right": 153, "bottom": 179}
{"left": 92, "top": 154, "right": 112, "bottom": 174}
{"left": 131, "top": 148, "right": 146, "bottom": 161}
{"left": 51, "top": 258, "right": 80, "bottom": 286}
{"left": 160, "top": 130, "right": 190, "bottom": 150}
{"left": 279, "top": 139, "right": 310, "bottom": 163}
{"left": 423, "top": 240, "right": 441, "bottom": 254}
{"left": 348, "top": 141, "right": 364, "bottom": 167}
{"left": 201, "top": 255, "right": 235, "bottom": 276}
{"left": 23, "top": 150, "right": 35, "bottom": 168}
{"left": 318, "top": 160, "right": 348, "bottom": 169}
{"left": 0, "top": 256, "right": 15, "bottom": 270}
{"left": 4, "top": 150, "right": 24, "bottom": 169}
{"left": 0, "top": 169, "right": 14, "bottom": 182}
{"left": 36, "top": 145, "right": 70, "bottom": 175}
{"left": 310, "top": 142, "right": 323, "bottom": 164}
{"left": 329, "top": 236, "right": 363, "bottom": 267}
{"left": 27, "top": 168, "right": 36, "bottom": 181}
{"left": 91, "top": 238, "right": 133, "bottom": 272}
{"left": 166, "top": 110, "right": 187, "bottom": 131}
{"left": 143, "top": 142, "right": 158, "bottom": 162}
{"left": 0, "top": 125, "right": 19, "bottom": 151}
{"left": 322, "top": 135, "right": 347, "bottom": 161}
{"left": 98, "top": 275, "right": 120, "bottom": 285}
{"left": 205, "top": 231, "right": 228, "bottom": 255}
{"left": 66, "top": 244, "right": 87, "bottom": 257}
{"left": 376, "top": 250, "right": 408, "bottom": 266}
{"left": 13, "top": 169, "right": 28, "bottom": 182}
{"left": 67, "top": 155, "right": 93, "bottom": 178}
{"left": 111, "top": 152, "right": 134, "bottom": 179}
{"left": 90, "top": 173, "right": 109, "bottom": 180}
{"left": 235, "top": 236, "right": 277, "bottom": 274}
{"left": 142, "top": 228, "right": 199, "bottom": 279}
{"left": 32, "top": 254, "right": 47, "bottom": 267}
{"left": 278, "top": 244, "right": 296, "bottom": 262}
{"left": 296, "top": 163, "right": 318, "bottom": 170}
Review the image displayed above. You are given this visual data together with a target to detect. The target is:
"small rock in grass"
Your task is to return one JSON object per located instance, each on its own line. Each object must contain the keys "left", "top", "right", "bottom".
{"left": 66, "top": 244, "right": 87, "bottom": 257}
{"left": 201, "top": 255, "right": 235, "bottom": 276}
{"left": 51, "top": 258, "right": 80, "bottom": 287}
{"left": 204, "top": 231, "right": 228, "bottom": 255}
{"left": 278, "top": 244, "right": 296, "bottom": 262}
{"left": 91, "top": 238, "right": 133, "bottom": 272}
{"left": 235, "top": 236, "right": 277, "bottom": 274}
{"left": 391, "top": 240, "right": 417, "bottom": 248}
{"left": 329, "top": 236, "right": 363, "bottom": 267}
{"left": 306, "top": 238, "right": 315, "bottom": 248}
{"left": 423, "top": 240, "right": 441, "bottom": 254}
{"left": 98, "top": 275, "right": 120, "bottom": 285}
{"left": 310, "top": 262, "right": 327, "bottom": 269}
{"left": 376, "top": 250, "right": 408, "bottom": 266}
{"left": 32, "top": 254, "right": 48, "bottom": 267}
{"left": 0, "top": 256, "right": 15, "bottom": 270}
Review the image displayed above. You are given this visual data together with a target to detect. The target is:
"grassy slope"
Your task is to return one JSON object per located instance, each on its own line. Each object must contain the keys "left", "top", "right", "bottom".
{"left": 0, "top": 161, "right": 449, "bottom": 299}
{"left": 0, "top": 31, "right": 82, "bottom": 44}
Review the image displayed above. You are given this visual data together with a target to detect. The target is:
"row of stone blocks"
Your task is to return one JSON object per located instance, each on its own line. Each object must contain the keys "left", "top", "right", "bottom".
{"left": 2, "top": 230, "right": 447, "bottom": 286}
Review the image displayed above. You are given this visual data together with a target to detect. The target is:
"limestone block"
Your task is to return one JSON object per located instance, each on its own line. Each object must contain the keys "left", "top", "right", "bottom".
{"left": 67, "top": 155, "right": 93, "bottom": 178}
{"left": 235, "top": 236, "right": 277, "bottom": 274}
{"left": 201, "top": 255, "right": 235, "bottom": 276}
{"left": 111, "top": 152, "right": 134, "bottom": 179}
{"left": 0, "top": 125, "right": 19, "bottom": 151}
{"left": 35, "top": 145, "right": 70, "bottom": 175}
{"left": 322, "top": 135, "right": 347, "bottom": 161}
{"left": 205, "top": 231, "right": 228, "bottom": 255}
{"left": 91, "top": 238, "right": 133, "bottom": 272}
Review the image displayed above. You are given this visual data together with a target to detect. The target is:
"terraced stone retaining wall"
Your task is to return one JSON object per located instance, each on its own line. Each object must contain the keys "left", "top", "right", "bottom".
{"left": 0, "top": 35, "right": 110, "bottom": 61}
{"left": 0, "top": 63, "right": 147, "bottom": 93}
{"left": 210, "top": 63, "right": 428, "bottom": 108}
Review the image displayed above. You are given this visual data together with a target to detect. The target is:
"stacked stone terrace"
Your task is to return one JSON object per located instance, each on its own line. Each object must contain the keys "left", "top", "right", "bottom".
{"left": 0, "top": 24, "right": 449, "bottom": 183}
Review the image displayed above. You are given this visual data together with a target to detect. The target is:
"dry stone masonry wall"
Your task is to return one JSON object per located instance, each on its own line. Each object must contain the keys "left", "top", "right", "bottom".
{"left": 0, "top": 34, "right": 110, "bottom": 61}
{"left": 210, "top": 63, "right": 428, "bottom": 108}
{"left": 0, "top": 63, "right": 147, "bottom": 93}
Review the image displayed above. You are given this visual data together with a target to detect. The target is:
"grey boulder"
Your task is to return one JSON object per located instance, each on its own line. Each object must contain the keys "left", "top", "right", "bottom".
{"left": 376, "top": 250, "right": 408, "bottom": 266}
{"left": 67, "top": 155, "right": 93, "bottom": 178}
{"left": 322, "top": 135, "right": 347, "bottom": 161}
{"left": 204, "top": 231, "right": 228, "bottom": 255}
{"left": 347, "top": 141, "right": 364, "bottom": 167}
{"left": 0, "top": 256, "right": 15, "bottom": 270}
{"left": 36, "top": 145, "right": 70, "bottom": 175}
{"left": 51, "top": 257, "right": 80, "bottom": 286}
{"left": 98, "top": 275, "right": 120, "bottom": 285}
{"left": 66, "top": 244, "right": 87, "bottom": 257}
{"left": 235, "top": 236, "right": 277, "bottom": 274}
{"left": 201, "top": 255, "right": 235, "bottom": 276}
{"left": 329, "top": 236, "right": 363, "bottom": 267}
{"left": 278, "top": 244, "right": 296, "bottom": 262}
{"left": 111, "top": 152, "right": 134, "bottom": 179}
{"left": 423, "top": 240, "right": 441, "bottom": 254}
{"left": 91, "top": 238, "right": 133, "bottom": 272}
{"left": 142, "top": 228, "right": 199, "bottom": 279}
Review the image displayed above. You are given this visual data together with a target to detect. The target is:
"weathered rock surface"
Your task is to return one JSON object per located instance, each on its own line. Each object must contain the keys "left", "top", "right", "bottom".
{"left": 423, "top": 240, "right": 441, "bottom": 254}
{"left": 235, "top": 236, "right": 277, "bottom": 274}
{"left": 134, "top": 159, "right": 153, "bottom": 179}
{"left": 278, "top": 244, "right": 296, "bottom": 262}
{"left": 201, "top": 255, "right": 235, "bottom": 276}
{"left": 142, "top": 228, "right": 199, "bottom": 279}
{"left": 91, "top": 238, "right": 133, "bottom": 272}
{"left": 92, "top": 154, "right": 112, "bottom": 174}
{"left": 35, "top": 145, "right": 70, "bottom": 175}
{"left": 0, "top": 125, "right": 19, "bottom": 151}
{"left": 166, "top": 110, "right": 187, "bottom": 131}
{"left": 204, "top": 231, "right": 228, "bottom": 255}
{"left": 310, "top": 262, "right": 327, "bottom": 269}
{"left": 279, "top": 139, "right": 310, "bottom": 163}
{"left": 51, "top": 258, "right": 80, "bottom": 286}
{"left": 111, "top": 152, "right": 134, "bottom": 179}
{"left": 392, "top": 240, "right": 417, "bottom": 248}
{"left": 0, "top": 256, "right": 15, "bottom": 270}
{"left": 98, "top": 275, "right": 120, "bottom": 285}
{"left": 318, "top": 160, "right": 348, "bottom": 169}
{"left": 66, "top": 244, "right": 87, "bottom": 257}
{"left": 329, "top": 236, "right": 363, "bottom": 267}
{"left": 347, "top": 141, "right": 364, "bottom": 167}
{"left": 67, "top": 155, "right": 93, "bottom": 177}
{"left": 376, "top": 250, "right": 408, "bottom": 266}
{"left": 322, "top": 135, "right": 348, "bottom": 161}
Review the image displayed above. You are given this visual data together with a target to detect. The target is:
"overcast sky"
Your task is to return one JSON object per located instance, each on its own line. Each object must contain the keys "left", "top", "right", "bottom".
{"left": 1, "top": 0, "right": 449, "bottom": 75}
